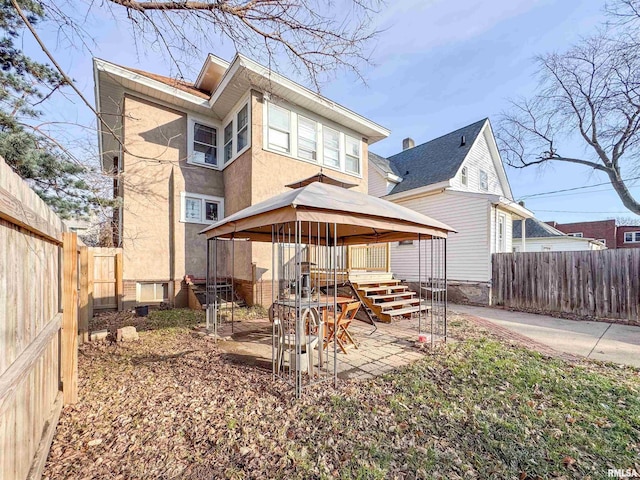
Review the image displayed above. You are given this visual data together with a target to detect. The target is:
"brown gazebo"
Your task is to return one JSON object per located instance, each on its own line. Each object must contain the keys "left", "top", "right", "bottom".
{"left": 201, "top": 182, "right": 455, "bottom": 397}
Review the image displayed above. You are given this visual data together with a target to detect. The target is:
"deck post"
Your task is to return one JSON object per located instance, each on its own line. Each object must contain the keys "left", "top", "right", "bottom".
{"left": 62, "top": 232, "right": 78, "bottom": 405}
{"left": 386, "top": 242, "right": 392, "bottom": 272}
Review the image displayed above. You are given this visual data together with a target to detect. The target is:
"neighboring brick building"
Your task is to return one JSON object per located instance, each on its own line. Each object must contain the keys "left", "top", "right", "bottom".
{"left": 546, "top": 219, "right": 640, "bottom": 249}
{"left": 617, "top": 226, "right": 640, "bottom": 249}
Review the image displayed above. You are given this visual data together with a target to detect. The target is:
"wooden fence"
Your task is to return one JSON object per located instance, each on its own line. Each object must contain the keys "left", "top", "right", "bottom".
{"left": 492, "top": 250, "right": 640, "bottom": 322}
{"left": 0, "top": 158, "right": 83, "bottom": 480}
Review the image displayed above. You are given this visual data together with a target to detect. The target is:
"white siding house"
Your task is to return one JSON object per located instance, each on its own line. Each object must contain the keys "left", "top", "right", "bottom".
{"left": 513, "top": 218, "right": 607, "bottom": 252}
{"left": 369, "top": 118, "right": 532, "bottom": 304}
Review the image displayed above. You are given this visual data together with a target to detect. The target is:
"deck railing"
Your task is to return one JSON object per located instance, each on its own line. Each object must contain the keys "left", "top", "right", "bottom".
{"left": 347, "top": 244, "right": 390, "bottom": 272}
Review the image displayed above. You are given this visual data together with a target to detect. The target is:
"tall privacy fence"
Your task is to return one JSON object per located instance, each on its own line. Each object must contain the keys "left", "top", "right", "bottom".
{"left": 0, "top": 157, "right": 86, "bottom": 480}
{"left": 492, "top": 250, "right": 640, "bottom": 323}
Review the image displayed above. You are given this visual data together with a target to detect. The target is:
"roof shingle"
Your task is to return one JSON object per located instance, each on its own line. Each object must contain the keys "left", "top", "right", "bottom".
{"left": 372, "top": 118, "right": 488, "bottom": 195}
{"left": 513, "top": 218, "right": 567, "bottom": 239}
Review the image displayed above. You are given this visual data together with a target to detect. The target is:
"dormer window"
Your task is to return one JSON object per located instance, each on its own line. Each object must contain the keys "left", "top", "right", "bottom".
{"left": 479, "top": 169, "right": 488, "bottom": 191}
{"left": 461, "top": 166, "right": 468, "bottom": 186}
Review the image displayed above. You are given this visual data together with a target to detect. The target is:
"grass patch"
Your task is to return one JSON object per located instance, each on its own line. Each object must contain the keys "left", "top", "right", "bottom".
{"left": 53, "top": 315, "right": 639, "bottom": 479}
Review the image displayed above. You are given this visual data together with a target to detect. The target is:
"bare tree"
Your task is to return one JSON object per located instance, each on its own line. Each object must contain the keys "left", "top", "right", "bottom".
{"left": 497, "top": 0, "right": 640, "bottom": 215}
{"left": 40, "top": 0, "right": 382, "bottom": 89}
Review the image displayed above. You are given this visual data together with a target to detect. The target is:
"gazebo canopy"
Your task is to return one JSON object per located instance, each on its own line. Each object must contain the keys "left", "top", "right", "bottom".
{"left": 200, "top": 182, "right": 455, "bottom": 245}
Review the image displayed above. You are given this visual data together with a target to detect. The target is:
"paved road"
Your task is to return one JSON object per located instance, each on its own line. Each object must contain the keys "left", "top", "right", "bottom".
{"left": 451, "top": 305, "right": 640, "bottom": 368}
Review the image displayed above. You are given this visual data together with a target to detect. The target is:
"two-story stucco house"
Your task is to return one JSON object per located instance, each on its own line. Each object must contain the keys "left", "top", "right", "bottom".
{"left": 94, "top": 54, "right": 389, "bottom": 308}
{"left": 368, "top": 119, "right": 533, "bottom": 304}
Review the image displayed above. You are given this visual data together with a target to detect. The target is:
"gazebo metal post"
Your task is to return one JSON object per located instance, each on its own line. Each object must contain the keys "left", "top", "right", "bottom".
{"left": 295, "top": 220, "right": 302, "bottom": 398}
{"left": 444, "top": 238, "right": 448, "bottom": 342}
{"left": 214, "top": 238, "right": 219, "bottom": 341}
{"left": 333, "top": 222, "right": 338, "bottom": 388}
{"left": 418, "top": 234, "right": 422, "bottom": 335}
{"left": 431, "top": 235, "right": 435, "bottom": 347}
{"left": 231, "top": 235, "right": 235, "bottom": 334}
{"left": 206, "top": 237, "right": 210, "bottom": 331}
{"left": 271, "top": 225, "right": 276, "bottom": 380}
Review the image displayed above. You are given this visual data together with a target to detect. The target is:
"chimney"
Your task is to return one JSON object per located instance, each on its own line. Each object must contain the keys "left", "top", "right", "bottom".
{"left": 402, "top": 137, "right": 415, "bottom": 151}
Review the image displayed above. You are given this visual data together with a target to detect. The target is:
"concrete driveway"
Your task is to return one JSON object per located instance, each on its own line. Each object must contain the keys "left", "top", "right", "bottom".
{"left": 451, "top": 305, "right": 640, "bottom": 368}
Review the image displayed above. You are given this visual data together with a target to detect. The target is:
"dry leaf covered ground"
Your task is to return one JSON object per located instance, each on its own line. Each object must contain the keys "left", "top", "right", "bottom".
{"left": 43, "top": 309, "right": 640, "bottom": 479}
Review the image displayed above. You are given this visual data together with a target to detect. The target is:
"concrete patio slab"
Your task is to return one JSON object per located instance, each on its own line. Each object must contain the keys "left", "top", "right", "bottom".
{"left": 452, "top": 305, "right": 640, "bottom": 368}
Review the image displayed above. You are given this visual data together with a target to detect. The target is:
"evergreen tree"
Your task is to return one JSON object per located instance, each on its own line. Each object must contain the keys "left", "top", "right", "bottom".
{"left": 0, "top": 0, "right": 100, "bottom": 219}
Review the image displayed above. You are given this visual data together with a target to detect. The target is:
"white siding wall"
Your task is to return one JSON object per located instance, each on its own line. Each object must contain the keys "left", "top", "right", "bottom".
{"left": 391, "top": 191, "right": 491, "bottom": 282}
{"left": 368, "top": 166, "right": 388, "bottom": 198}
{"left": 513, "top": 238, "right": 606, "bottom": 252}
{"left": 449, "top": 130, "right": 505, "bottom": 197}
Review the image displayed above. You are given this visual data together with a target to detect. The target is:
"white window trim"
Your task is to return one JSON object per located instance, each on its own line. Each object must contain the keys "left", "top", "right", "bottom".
{"left": 187, "top": 117, "right": 220, "bottom": 170}
{"left": 461, "top": 166, "right": 468, "bottom": 186}
{"left": 267, "top": 102, "right": 292, "bottom": 154}
{"left": 297, "top": 114, "right": 318, "bottom": 162}
{"left": 262, "top": 98, "right": 363, "bottom": 179}
{"left": 180, "top": 192, "right": 225, "bottom": 224}
{"left": 345, "top": 134, "right": 361, "bottom": 175}
{"left": 186, "top": 95, "right": 251, "bottom": 171}
{"left": 136, "top": 282, "right": 169, "bottom": 303}
{"left": 624, "top": 231, "right": 640, "bottom": 243}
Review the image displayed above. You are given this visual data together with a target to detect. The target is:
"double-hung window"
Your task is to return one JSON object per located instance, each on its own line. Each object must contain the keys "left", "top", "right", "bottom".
{"left": 192, "top": 123, "right": 217, "bottom": 166}
{"left": 479, "top": 169, "right": 489, "bottom": 191}
{"left": 267, "top": 103, "right": 291, "bottom": 153}
{"left": 236, "top": 104, "right": 248, "bottom": 152}
{"left": 298, "top": 116, "right": 317, "bottom": 161}
{"left": 182, "top": 193, "right": 223, "bottom": 224}
{"left": 323, "top": 127, "right": 340, "bottom": 168}
{"left": 224, "top": 122, "right": 233, "bottom": 163}
{"left": 345, "top": 136, "right": 360, "bottom": 174}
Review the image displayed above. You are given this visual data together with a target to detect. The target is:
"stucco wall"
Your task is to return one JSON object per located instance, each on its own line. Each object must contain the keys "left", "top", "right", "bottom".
{"left": 246, "top": 91, "right": 368, "bottom": 293}
{"left": 122, "top": 95, "right": 223, "bottom": 305}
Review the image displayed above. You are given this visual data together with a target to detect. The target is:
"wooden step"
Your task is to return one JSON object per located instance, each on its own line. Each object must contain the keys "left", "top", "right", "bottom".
{"left": 360, "top": 285, "right": 408, "bottom": 294}
{"left": 377, "top": 298, "right": 420, "bottom": 308}
{"left": 353, "top": 279, "right": 401, "bottom": 286}
{"left": 368, "top": 292, "right": 416, "bottom": 301}
{"left": 384, "top": 304, "right": 431, "bottom": 316}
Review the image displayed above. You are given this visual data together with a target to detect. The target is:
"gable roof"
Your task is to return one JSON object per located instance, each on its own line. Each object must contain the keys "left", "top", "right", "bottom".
{"left": 126, "top": 66, "right": 211, "bottom": 99}
{"left": 513, "top": 218, "right": 568, "bottom": 239}
{"left": 369, "top": 152, "right": 401, "bottom": 177}
{"left": 377, "top": 118, "right": 488, "bottom": 195}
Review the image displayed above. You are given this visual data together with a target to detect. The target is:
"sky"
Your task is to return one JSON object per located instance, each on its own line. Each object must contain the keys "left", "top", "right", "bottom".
{"left": 21, "top": 0, "right": 640, "bottom": 225}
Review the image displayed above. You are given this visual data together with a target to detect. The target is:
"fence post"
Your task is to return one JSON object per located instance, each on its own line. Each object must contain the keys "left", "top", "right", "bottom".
{"left": 115, "top": 251, "right": 123, "bottom": 311}
{"left": 78, "top": 246, "right": 89, "bottom": 344}
{"left": 62, "top": 232, "right": 78, "bottom": 405}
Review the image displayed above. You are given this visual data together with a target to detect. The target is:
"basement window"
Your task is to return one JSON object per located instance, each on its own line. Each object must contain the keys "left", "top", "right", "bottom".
{"left": 137, "top": 282, "right": 168, "bottom": 302}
